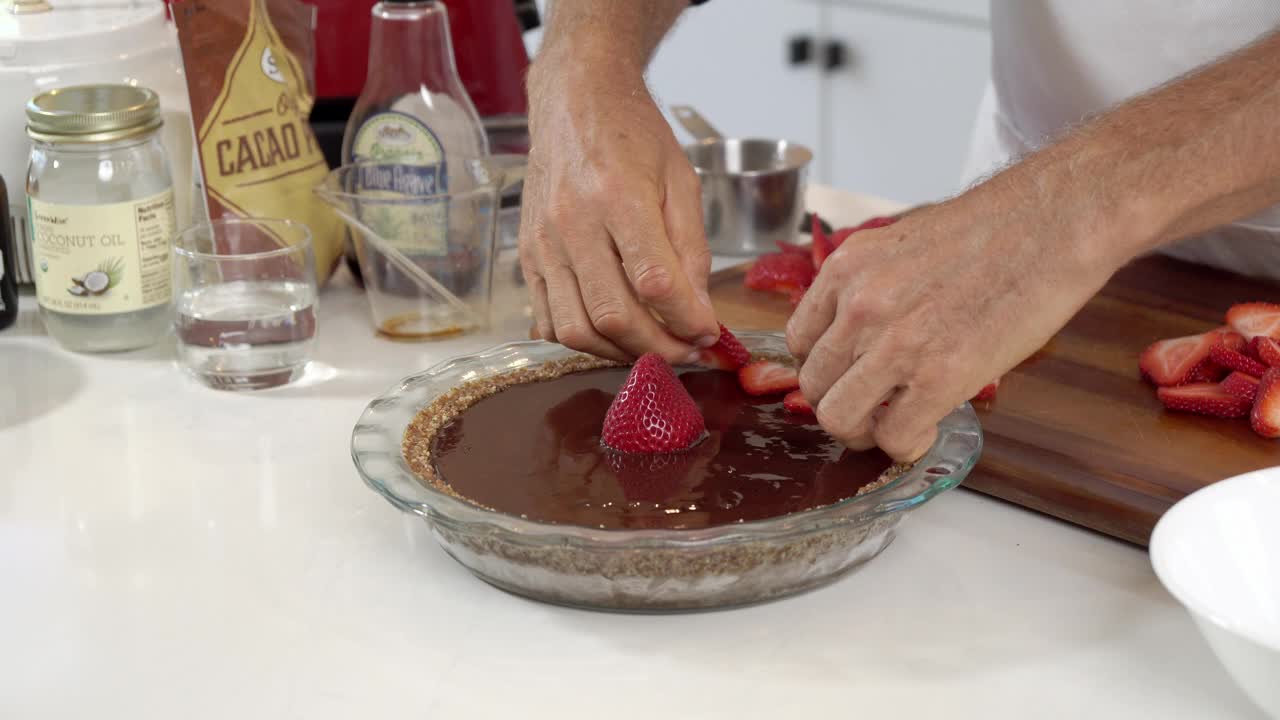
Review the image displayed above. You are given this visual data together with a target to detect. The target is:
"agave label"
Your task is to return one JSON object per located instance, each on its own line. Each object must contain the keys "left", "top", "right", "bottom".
{"left": 28, "top": 190, "right": 176, "bottom": 315}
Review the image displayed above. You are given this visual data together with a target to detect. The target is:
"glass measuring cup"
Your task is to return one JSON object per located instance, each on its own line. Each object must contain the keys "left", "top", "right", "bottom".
{"left": 316, "top": 158, "right": 523, "bottom": 340}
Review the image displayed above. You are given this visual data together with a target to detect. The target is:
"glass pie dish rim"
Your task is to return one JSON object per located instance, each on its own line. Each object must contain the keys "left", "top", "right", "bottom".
{"left": 350, "top": 332, "right": 983, "bottom": 548}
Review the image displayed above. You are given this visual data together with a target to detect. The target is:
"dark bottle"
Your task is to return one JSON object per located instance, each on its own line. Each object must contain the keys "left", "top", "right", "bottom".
{"left": 0, "top": 175, "right": 17, "bottom": 331}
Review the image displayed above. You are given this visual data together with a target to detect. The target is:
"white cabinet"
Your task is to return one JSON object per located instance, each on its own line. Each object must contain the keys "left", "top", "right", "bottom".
{"left": 821, "top": 4, "right": 991, "bottom": 203}
{"left": 645, "top": 0, "right": 822, "bottom": 152}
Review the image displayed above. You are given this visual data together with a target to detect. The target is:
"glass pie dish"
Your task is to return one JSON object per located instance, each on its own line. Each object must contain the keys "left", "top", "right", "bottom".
{"left": 351, "top": 333, "right": 983, "bottom": 612}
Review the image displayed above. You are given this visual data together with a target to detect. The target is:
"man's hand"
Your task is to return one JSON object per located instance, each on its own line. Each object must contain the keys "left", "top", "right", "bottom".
{"left": 519, "top": 1, "right": 719, "bottom": 364}
{"left": 789, "top": 28, "right": 1280, "bottom": 462}
{"left": 786, "top": 187, "right": 1114, "bottom": 461}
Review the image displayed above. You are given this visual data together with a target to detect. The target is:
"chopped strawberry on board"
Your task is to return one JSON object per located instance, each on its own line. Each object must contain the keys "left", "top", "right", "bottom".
{"left": 1184, "top": 358, "right": 1227, "bottom": 385}
{"left": 1209, "top": 342, "right": 1269, "bottom": 378}
{"left": 1226, "top": 302, "right": 1280, "bottom": 340}
{"left": 1156, "top": 383, "right": 1252, "bottom": 419}
{"left": 1138, "top": 327, "right": 1233, "bottom": 387}
{"left": 1221, "top": 372, "right": 1262, "bottom": 404}
{"left": 738, "top": 360, "right": 800, "bottom": 396}
{"left": 743, "top": 252, "right": 815, "bottom": 295}
{"left": 1253, "top": 336, "right": 1280, "bottom": 368}
{"left": 1217, "top": 331, "right": 1248, "bottom": 353}
{"left": 1251, "top": 367, "right": 1280, "bottom": 439}
{"left": 811, "top": 214, "right": 835, "bottom": 270}
{"left": 697, "top": 323, "right": 751, "bottom": 371}
{"left": 783, "top": 389, "right": 814, "bottom": 415}
{"left": 602, "top": 353, "right": 707, "bottom": 454}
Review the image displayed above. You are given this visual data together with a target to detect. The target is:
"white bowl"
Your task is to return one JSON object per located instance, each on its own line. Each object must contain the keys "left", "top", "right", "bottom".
{"left": 1151, "top": 468, "right": 1280, "bottom": 718}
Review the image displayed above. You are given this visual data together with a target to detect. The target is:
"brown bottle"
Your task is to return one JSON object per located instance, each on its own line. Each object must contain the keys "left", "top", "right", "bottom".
{"left": 0, "top": 175, "right": 17, "bottom": 331}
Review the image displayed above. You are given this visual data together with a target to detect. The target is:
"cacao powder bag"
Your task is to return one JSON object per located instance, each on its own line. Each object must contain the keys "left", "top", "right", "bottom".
{"left": 172, "top": 0, "right": 342, "bottom": 283}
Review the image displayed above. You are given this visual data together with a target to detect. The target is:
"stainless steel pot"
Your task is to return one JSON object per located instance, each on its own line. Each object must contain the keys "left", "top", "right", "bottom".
{"left": 673, "top": 105, "right": 812, "bottom": 256}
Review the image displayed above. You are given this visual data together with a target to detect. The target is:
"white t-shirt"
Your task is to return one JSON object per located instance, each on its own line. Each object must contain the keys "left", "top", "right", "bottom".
{"left": 962, "top": 0, "right": 1280, "bottom": 279}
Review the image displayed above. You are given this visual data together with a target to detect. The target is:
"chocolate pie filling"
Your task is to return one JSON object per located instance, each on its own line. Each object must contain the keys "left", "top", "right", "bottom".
{"left": 428, "top": 367, "right": 895, "bottom": 530}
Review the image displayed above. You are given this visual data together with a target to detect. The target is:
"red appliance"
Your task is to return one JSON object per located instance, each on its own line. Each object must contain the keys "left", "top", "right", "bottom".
{"left": 308, "top": 0, "right": 530, "bottom": 117}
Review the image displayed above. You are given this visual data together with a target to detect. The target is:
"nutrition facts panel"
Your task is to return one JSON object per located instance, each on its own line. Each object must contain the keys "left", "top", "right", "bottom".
{"left": 134, "top": 190, "right": 177, "bottom": 307}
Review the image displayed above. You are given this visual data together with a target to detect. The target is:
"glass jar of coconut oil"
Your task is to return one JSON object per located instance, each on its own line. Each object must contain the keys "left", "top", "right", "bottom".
{"left": 26, "top": 85, "right": 177, "bottom": 352}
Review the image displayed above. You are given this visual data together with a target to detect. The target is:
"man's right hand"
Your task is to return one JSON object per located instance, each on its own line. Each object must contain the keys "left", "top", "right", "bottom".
{"left": 518, "top": 49, "right": 720, "bottom": 364}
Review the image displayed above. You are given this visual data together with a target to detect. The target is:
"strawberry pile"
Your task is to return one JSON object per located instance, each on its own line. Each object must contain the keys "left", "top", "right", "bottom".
{"left": 745, "top": 213, "right": 900, "bottom": 307}
{"left": 1140, "top": 302, "right": 1280, "bottom": 439}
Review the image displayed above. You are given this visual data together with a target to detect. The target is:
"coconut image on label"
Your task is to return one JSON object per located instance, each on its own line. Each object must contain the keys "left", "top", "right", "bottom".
{"left": 83, "top": 271, "right": 111, "bottom": 295}
{"left": 67, "top": 258, "right": 123, "bottom": 297}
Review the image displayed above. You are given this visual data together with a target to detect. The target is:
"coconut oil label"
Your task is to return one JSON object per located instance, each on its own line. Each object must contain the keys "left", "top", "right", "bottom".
{"left": 28, "top": 190, "right": 176, "bottom": 315}
{"left": 351, "top": 111, "right": 448, "bottom": 256}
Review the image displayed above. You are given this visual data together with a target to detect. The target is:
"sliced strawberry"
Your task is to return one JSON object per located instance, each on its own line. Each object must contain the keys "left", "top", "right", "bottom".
{"left": 1184, "top": 358, "right": 1227, "bottom": 385}
{"left": 1221, "top": 372, "right": 1262, "bottom": 404}
{"left": 830, "top": 215, "right": 900, "bottom": 249}
{"left": 1226, "top": 302, "right": 1280, "bottom": 340}
{"left": 783, "top": 389, "right": 814, "bottom": 415}
{"left": 602, "top": 354, "right": 707, "bottom": 453}
{"left": 972, "top": 379, "right": 999, "bottom": 402}
{"left": 697, "top": 323, "right": 751, "bottom": 371}
{"left": 1253, "top": 336, "right": 1280, "bottom": 368}
{"left": 738, "top": 360, "right": 800, "bottom": 396}
{"left": 1209, "top": 343, "right": 1269, "bottom": 378}
{"left": 1218, "top": 331, "right": 1248, "bottom": 353}
{"left": 776, "top": 239, "right": 809, "bottom": 255}
{"left": 1138, "top": 328, "right": 1231, "bottom": 387}
{"left": 744, "top": 252, "right": 815, "bottom": 295}
{"left": 1251, "top": 367, "right": 1280, "bottom": 438}
{"left": 811, "top": 214, "right": 834, "bottom": 270}
{"left": 1157, "top": 383, "right": 1251, "bottom": 418}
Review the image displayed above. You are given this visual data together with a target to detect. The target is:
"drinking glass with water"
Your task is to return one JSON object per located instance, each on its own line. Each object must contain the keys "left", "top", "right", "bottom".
{"left": 172, "top": 218, "right": 318, "bottom": 390}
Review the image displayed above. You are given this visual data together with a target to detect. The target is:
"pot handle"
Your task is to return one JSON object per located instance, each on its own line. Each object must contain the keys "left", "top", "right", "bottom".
{"left": 670, "top": 105, "right": 724, "bottom": 142}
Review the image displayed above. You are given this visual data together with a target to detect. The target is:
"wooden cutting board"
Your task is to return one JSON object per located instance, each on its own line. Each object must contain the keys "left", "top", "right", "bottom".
{"left": 710, "top": 254, "right": 1280, "bottom": 546}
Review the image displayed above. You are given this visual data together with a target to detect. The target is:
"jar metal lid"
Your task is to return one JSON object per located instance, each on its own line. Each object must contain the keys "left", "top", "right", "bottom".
{"left": 26, "top": 84, "right": 163, "bottom": 143}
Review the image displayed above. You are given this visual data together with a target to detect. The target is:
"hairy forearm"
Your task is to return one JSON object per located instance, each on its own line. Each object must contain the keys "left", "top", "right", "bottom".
{"left": 533, "top": 0, "right": 686, "bottom": 80}
{"left": 983, "top": 29, "right": 1280, "bottom": 272}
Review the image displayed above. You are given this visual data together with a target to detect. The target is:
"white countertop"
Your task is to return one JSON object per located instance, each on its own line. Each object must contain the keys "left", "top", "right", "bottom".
{"left": 0, "top": 189, "right": 1263, "bottom": 719}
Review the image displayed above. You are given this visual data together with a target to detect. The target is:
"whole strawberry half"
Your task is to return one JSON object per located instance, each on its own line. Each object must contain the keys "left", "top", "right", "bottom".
{"left": 1209, "top": 342, "right": 1268, "bottom": 378}
{"left": 602, "top": 353, "right": 707, "bottom": 454}
{"left": 1226, "top": 302, "right": 1280, "bottom": 340}
{"left": 1156, "top": 383, "right": 1252, "bottom": 418}
{"left": 697, "top": 323, "right": 751, "bottom": 371}
{"left": 744, "top": 252, "right": 815, "bottom": 295}
{"left": 1251, "top": 367, "right": 1280, "bottom": 439}
{"left": 1253, "top": 336, "right": 1280, "bottom": 368}
{"left": 1221, "top": 372, "right": 1262, "bottom": 404}
{"left": 1139, "top": 327, "right": 1233, "bottom": 387}
{"left": 1184, "top": 358, "right": 1228, "bottom": 385}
